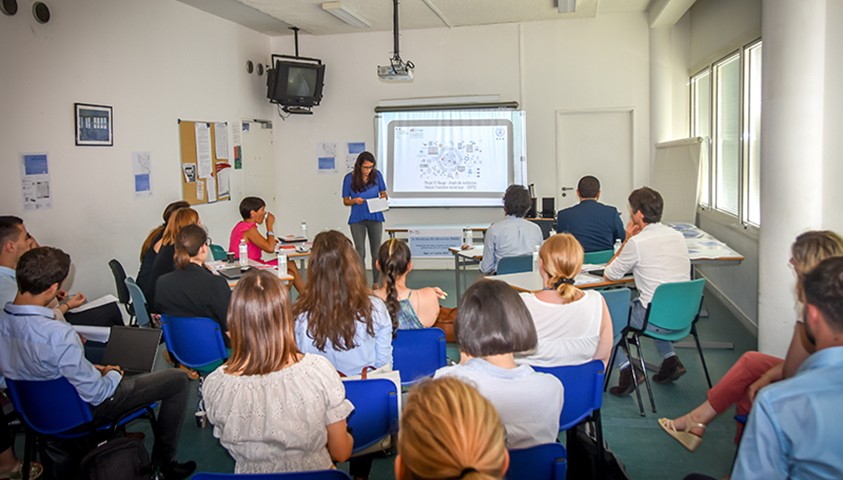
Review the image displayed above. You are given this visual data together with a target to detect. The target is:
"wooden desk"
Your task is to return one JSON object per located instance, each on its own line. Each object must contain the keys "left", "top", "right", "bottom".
{"left": 495, "top": 270, "right": 634, "bottom": 292}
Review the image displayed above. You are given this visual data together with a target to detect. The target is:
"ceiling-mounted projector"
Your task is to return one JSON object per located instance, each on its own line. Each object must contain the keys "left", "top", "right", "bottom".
{"left": 378, "top": 61, "right": 414, "bottom": 82}
{"left": 378, "top": 0, "right": 414, "bottom": 82}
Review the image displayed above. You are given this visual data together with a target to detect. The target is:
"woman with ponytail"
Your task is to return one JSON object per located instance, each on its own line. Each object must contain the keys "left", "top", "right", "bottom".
{"left": 395, "top": 377, "right": 508, "bottom": 480}
{"left": 515, "top": 233, "right": 613, "bottom": 367}
{"left": 154, "top": 223, "right": 231, "bottom": 340}
{"left": 374, "top": 239, "right": 444, "bottom": 331}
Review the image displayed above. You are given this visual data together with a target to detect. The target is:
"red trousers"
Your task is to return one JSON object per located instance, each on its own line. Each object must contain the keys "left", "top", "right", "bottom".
{"left": 706, "top": 351, "right": 782, "bottom": 442}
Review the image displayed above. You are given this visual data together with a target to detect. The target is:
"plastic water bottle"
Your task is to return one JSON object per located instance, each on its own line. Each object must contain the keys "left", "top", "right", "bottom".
{"left": 613, "top": 239, "right": 622, "bottom": 254}
{"left": 301, "top": 221, "right": 308, "bottom": 240}
{"left": 463, "top": 228, "right": 472, "bottom": 247}
{"left": 532, "top": 245, "right": 541, "bottom": 272}
{"left": 239, "top": 239, "right": 248, "bottom": 267}
{"left": 276, "top": 250, "right": 288, "bottom": 278}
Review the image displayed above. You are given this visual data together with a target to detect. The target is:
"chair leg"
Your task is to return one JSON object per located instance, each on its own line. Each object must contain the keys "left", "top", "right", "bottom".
{"left": 592, "top": 409, "right": 606, "bottom": 480}
{"left": 692, "top": 326, "right": 713, "bottom": 388}
{"left": 631, "top": 334, "right": 656, "bottom": 414}
{"left": 21, "top": 430, "right": 35, "bottom": 480}
{"left": 622, "top": 336, "right": 645, "bottom": 417}
{"left": 603, "top": 342, "right": 621, "bottom": 392}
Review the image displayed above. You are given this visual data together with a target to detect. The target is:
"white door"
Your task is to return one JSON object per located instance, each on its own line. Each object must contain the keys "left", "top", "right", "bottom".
{"left": 241, "top": 120, "right": 277, "bottom": 213}
{"left": 556, "top": 109, "right": 633, "bottom": 223}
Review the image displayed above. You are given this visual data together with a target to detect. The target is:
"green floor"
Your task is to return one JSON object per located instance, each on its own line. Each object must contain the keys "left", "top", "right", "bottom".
{"left": 73, "top": 268, "right": 760, "bottom": 479}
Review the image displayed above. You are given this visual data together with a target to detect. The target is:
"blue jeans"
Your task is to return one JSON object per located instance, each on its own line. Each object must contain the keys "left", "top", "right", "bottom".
{"left": 613, "top": 300, "right": 677, "bottom": 367}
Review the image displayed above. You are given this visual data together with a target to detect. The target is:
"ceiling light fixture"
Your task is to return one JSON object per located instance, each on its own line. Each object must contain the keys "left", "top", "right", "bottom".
{"left": 321, "top": 2, "right": 370, "bottom": 28}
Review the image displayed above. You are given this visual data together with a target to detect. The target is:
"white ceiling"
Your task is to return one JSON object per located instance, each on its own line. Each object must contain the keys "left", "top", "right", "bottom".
{"left": 175, "top": 0, "right": 656, "bottom": 37}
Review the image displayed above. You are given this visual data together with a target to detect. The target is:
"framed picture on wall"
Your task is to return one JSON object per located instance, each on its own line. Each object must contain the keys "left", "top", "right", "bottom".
{"left": 74, "top": 103, "right": 113, "bottom": 146}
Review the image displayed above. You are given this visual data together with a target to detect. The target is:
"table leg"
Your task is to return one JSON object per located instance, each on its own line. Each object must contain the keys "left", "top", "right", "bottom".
{"left": 454, "top": 253, "right": 462, "bottom": 305}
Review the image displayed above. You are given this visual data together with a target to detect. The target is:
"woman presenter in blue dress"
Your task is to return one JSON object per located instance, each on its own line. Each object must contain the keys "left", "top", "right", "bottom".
{"left": 342, "top": 151, "right": 388, "bottom": 286}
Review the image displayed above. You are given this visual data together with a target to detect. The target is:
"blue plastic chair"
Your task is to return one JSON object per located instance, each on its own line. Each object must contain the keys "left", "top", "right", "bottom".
{"left": 605, "top": 278, "right": 709, "bottom": 415}
{"left": 160, "top": 315, "right": 229, "bottom": 426}
{"left": 533, "top": 359, "right": 605, "bottom": 478}
{"left": 124, "top": 277, "right": 152, "bottom": 327}
{"left": 342, "top": 378, "right": 399, "bottom": 455}
{"left": 191, "top": 471, "right": 351, "bottom": 480}
{"left": 392, "top": 328, "right": 447, "bottom": 387}
{"left": 507, "top": 442, "right": 567, "bottom": 480}
{"left": 496, "top": 254, "right": 533, "bottom": 275}
{"left": 584, "top": 249, "right": 614, "bottom": 264}
{"left": 5, "top": 377, "right": 157, "bottom": 480}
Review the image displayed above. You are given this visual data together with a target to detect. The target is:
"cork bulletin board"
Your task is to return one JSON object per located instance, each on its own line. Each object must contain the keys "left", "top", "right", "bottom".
{"left": 178, "top": 119, "right": 232, "bottom": 205}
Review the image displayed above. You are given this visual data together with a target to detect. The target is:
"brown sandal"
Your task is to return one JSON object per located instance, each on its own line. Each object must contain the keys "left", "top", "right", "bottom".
{"left": 659, "top": 417, "right": 705, "bottom": 452}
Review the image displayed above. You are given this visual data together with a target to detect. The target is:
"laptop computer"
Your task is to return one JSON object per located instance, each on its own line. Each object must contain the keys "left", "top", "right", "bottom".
{"left": 101, "top": 326, "right": 162, "bottom": 376}
{"left": 218, "top": 266, "right": 252, "bottom": 280}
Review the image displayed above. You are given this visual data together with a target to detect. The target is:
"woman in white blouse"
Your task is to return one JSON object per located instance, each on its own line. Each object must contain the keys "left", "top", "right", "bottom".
{"left": 515, "top": 233, "right": 614, "bottom": 367}
{"left": 203, "top": 269, "right": 354, "bottom": 474}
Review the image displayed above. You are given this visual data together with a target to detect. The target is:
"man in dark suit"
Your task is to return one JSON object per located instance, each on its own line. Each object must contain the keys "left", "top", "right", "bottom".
{"left": 556, "top": 176, "right": 625, "bottom": 252}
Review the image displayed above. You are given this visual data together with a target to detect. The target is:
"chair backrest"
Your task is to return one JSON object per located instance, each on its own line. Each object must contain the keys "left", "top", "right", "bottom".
{"left": 124, "top": 277, "right": 152, "bottom": 327}
{"left": 209, "top": 244, "right": 228, "bottom": 261}
{"left": 343, "top": 378, "right": 399, "bottom": 454}
{"left": 583, "top": 249, "right": 614, "bottom": 265}
{"left": 645, "top": 278, "right": 706, "bottom": 336}
{"left": 507, "top": 442, "right": 567, "bottom": 480}
{"left": 4, "top": 377, "right": 94, "bottom": 436}
{"left": 108, "top": 259, "right": 133, "bottom": 315}
{"left": 599, "top": 288, "right": 631, "bottom": 346}
{"left": 533, "top": 359, "right": 605, "bottom": 431}
{"left": 191, "top": 471, "right": 351, "bottom": 480}
{"left": 392, "top": 327, "right": 447, "bottom": 387}
{"left": 496, "top": 254, "right": 533, "bottom": 275}
{"left": 160, "top": 316, "right": 228, "bottom": 369}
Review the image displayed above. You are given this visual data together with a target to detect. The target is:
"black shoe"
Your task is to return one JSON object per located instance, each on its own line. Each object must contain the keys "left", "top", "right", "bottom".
{"left": 652, "top": 356, "right": 687, "bottom": 384}
{"left": 160, "top": 461, "right": 196, "bottom": 480}
{"left": 609, "top": 364, "right": 645, "bottom": 397}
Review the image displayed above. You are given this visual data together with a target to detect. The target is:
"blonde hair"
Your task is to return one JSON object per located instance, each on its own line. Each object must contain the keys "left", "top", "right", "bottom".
{"left": 225, "top": 269, "right": 300, "bottom": 376}
{"left": 792, "top": 230, "right": 843, "bottom": 299}
{"left": 161, "top": 207, "right": 199, "bottom": 246}
{"left": 539, "top": 233, "right": 584, "bottom": 303}
{"left": 398, "top": 377, "right": 507, "bottom": 480}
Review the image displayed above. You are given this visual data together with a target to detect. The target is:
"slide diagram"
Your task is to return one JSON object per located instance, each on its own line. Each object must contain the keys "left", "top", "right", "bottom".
{"left": 392, "top": 124, "right": 509, "bottom": 193}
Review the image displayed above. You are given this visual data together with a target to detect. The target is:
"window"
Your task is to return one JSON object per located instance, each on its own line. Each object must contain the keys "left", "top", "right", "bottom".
{"left": 691, "top": 40, "right": 762, "bottom": 227}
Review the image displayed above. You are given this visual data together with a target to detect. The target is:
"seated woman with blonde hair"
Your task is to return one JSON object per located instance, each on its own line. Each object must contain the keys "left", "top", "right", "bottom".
{"left": 203, "top": 269, "right": 354, "bottom": 473}
{"left": 396, "top": 377, "right": 508, "bottom": 480}
{"left": 374, "top": 238, "right": 444, "bottom": 331}
{"left": 515, "top": 233, "right": 614, "bottom": 367}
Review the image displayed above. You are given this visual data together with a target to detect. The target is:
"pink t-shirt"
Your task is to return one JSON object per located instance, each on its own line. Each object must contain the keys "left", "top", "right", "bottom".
{"left": 229, "top": 221, "right": 262, "bottom": 261}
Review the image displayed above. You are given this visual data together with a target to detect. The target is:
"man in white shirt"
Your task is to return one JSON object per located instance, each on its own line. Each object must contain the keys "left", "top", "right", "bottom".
{"left": 603, "top": 187, "right": 690, "bottom": 397}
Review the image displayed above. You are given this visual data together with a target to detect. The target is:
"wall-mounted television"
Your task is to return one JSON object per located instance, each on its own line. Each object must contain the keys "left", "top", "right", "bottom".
{"left": 266, "top": 57, "right": 325, "bottom": 108}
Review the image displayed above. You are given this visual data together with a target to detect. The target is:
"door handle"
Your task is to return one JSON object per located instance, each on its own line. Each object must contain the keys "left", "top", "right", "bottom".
{"left": 561, "top": 186, "right": 574, "bottom": 197}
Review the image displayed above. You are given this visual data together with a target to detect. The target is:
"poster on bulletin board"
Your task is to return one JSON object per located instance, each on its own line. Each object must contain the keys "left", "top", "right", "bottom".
{"left": 178, "top": 120, "right": 231, "bottom": 205}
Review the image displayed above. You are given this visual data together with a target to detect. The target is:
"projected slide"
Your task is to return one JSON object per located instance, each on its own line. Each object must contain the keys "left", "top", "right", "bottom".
{"left": 392, "top": 123, "right": 509, "bottom": 193}
{"left": 377, "top": 110, "right": 526, "bottom": 207}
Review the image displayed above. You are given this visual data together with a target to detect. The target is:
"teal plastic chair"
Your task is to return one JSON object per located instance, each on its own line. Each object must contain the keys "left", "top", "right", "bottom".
{"left": 496, "top": 254, "right": 532, "bottom": 275}
{"left": 507, "top": 443, "right": 567, "bottom": 480}
{"left": 584, "top": 249, "right": 614, "bottom": 264}
{"left": 606, "top": 278, "right": 709, "bottom": 414}
{"left": 124, "top": 277, "right": 152, "bottom": 327}
{"left": 210, "top": 244, "right": 228, "bottom": 261}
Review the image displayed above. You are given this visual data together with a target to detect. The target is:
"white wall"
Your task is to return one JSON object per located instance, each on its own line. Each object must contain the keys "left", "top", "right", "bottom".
{"left": 0, "top": 0, "right": 272, "bottom": 299}
{"left": 269, "top": 13, "right": 652, "bottom": 258}
{"left": 823, "top": 1, "right": 843, "bottom": 234}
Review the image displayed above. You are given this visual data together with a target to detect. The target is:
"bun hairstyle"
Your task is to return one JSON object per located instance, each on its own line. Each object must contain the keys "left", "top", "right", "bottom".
{"left": 539, "top": 233, "right": 584, "bottom": 303}
{"left": 398, "top": 377, "right": 507, "bottom": 480}
{"left": 174, "top": 224, "right": 207, "bottom": 270}
{"left": 378, "top": 238, "right": 411, "bottom": 334}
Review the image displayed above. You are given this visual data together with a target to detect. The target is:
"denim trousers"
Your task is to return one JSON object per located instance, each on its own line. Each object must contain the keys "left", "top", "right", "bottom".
{"left": 349, "top": 220, "right": 383, "bottom": 283}
{"left": 613, "top": 299, "right": 677, "bottom": 367}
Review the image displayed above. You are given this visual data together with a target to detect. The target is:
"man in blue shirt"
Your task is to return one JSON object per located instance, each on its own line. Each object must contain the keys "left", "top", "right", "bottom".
{"left": 480, "top": 185, "right": 544, "bottom": 274}
{"left": 732, "top": 256, "right": 843, "bottom": 479}
{"left": 556, "top": 176, "right": 625, "bottom": 252}
{"left": 0, "top": 247, "right": 195, "bottom": 479}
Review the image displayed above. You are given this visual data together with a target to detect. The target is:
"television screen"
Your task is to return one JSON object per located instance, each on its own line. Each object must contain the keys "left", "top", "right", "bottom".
{"left": 267, "top": 59, "right": 325, "bottom": 107}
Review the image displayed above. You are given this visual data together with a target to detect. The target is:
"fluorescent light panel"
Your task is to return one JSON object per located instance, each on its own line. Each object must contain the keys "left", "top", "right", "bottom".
{"left": 322, "top": 2, "right": 370, "bottom": 28}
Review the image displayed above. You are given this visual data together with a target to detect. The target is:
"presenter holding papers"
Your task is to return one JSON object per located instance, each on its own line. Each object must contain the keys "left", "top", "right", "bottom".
{"left": 342, "top": 151, "right": 388, "bottom": 285}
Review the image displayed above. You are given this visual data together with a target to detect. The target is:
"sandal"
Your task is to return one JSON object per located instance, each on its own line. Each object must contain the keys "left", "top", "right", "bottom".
{"left": 659, "top": 417, "right": 705, "bottom": 452}
{"left": 0, "top": 460, "right": 44, "bottom": 480}
{"left": 163, "top": 350, "right": 199, "bottom": 380}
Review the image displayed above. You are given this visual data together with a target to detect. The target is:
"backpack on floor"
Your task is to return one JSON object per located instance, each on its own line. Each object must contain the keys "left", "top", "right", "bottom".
{"left": 566, "top": 424, "right": 631, "bottom": 480}
{"left": 80, "top": 437, "right": 153, "bottom": 480}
